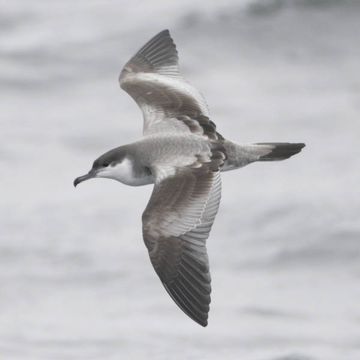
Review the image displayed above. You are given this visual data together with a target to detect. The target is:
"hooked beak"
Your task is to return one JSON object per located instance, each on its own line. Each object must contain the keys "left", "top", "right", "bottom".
{"left": 73, "top": 170, "right": 96, "bottom": 187}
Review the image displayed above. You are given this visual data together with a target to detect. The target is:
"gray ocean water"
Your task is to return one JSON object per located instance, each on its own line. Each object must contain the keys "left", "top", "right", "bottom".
{"left": 1, "top": 1, "right": 360, "bottom": 359}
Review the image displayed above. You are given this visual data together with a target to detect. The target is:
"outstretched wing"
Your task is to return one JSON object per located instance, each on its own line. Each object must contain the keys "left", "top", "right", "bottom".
{"left": 143, "top": 168, "right": 221, "bottom": 326}
{"left": 119, "top": 30, "right": 223, "bottom": 140}
{"left": 142, "top": 149, "right": 225, "bottom": 327}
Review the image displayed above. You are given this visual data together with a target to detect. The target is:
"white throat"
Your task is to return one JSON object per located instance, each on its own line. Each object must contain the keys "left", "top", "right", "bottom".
{"left": 97, "top": 158, "right": 153, "bottom": 186}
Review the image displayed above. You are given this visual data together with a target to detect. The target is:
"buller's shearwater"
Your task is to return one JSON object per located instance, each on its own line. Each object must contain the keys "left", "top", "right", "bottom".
{"left": 74, "top": 30, "right": 305, "bottom": 327}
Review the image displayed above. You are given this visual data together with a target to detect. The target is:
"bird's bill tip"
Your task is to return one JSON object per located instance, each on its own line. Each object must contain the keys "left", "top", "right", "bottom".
{"left": 73, "top": 172, "right": 94, "bottom": 187}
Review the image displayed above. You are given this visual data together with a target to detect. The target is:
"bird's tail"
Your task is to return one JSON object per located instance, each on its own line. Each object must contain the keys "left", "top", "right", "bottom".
{"left": 221, "top": 141, "right": 305, "bottom": 171}
{"left": 255, "top": 142, "right": 305, "bottom": 161}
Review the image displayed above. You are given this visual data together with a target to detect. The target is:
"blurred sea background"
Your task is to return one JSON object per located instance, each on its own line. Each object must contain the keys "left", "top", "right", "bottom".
{"left": 1, "top": 0, "right": 360, "bottom": 359}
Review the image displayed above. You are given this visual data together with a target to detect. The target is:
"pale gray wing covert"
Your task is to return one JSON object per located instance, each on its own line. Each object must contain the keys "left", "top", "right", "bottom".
{"left": 119, "top": 30, "right": 223, "bottom": 140}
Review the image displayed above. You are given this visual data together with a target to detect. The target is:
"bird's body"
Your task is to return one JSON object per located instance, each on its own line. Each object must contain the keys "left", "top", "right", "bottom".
{"left": 92, "top": 134, "right": 211, "bottom": 186}
{"left": 74, "top": 30, "right": 305, "bottom": 326}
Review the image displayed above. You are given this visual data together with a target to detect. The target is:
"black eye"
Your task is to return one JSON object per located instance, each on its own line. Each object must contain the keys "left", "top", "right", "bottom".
{"left": 103, "top": 162, "right": 109, "bottom": 167}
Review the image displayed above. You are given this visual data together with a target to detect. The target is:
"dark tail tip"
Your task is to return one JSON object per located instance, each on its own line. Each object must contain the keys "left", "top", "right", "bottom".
{"left": 257, "top": 142, "right": 305, "bottom": 161}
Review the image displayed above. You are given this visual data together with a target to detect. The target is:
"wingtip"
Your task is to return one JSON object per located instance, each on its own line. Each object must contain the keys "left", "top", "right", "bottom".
{"left": 192, "top": 311, "right": 209, "bottom": 327}
{"left": 162, "top": 281, "right": 211, "bottom": 328}
{"left": 187, "top": 313, "right": 208, "bottom": 327}
{"left": 157, "top": 29, "right": 172, "bottom": 37}
{"left": 122, "top": 28, "right": 179, "bottom": 77}
{"left": 197, "top": 318, "right": 208, "bottom": 327}
{"left": 160, "top": 29, "right": 170, "bottom": 35}
{"left": 154, "top": 29, "right": 176, "bottom": 50}
{"left": 150, "top": 29, "right": 173, "bottom": 44}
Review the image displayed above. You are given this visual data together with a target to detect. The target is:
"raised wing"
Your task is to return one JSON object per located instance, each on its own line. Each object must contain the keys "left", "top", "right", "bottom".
{"left": 119, "top": 30, "right": 222, "bottom": 140}
{"left": 142, "top": 146, "right": 225, "bottom": 326}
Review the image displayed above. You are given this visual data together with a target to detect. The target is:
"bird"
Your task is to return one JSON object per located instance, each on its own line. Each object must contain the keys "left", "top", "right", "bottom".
{"left": 74, "top": 29, "right": 305, "bottom": 327}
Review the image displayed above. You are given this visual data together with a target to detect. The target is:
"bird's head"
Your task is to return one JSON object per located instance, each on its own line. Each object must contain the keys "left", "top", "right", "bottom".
{"left": 74, "top": 147, "right": 129, "bottom": 187}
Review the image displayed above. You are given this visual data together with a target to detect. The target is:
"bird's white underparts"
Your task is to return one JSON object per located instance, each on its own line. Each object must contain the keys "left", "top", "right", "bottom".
{"left": 74, "top": 30, "right": 305, "bottom": 327}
